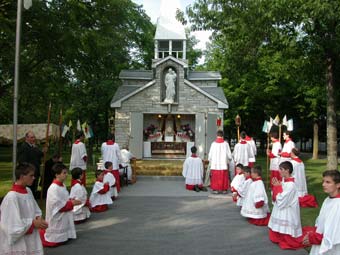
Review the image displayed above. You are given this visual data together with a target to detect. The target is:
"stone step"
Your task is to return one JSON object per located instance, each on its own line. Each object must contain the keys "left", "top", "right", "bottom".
{"left": 134, "top": 159, "right": 184, "bottom": 176}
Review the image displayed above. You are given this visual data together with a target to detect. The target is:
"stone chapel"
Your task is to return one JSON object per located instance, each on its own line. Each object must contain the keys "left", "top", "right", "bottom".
{"left": 110, "top": 5, "right": 228, "bottom": 159}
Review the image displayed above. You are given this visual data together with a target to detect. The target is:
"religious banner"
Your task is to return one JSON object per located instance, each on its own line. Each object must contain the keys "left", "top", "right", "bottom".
{"left": 0, "top": 124, "right": 59, "bottom": 144}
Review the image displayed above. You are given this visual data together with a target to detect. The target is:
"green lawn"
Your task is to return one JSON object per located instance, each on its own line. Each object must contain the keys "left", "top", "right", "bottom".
{"left": 0, "top": 146, "right": 327, "bottom": 227}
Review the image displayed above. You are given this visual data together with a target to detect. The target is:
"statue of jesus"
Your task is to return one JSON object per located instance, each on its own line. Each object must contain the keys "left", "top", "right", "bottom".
{"left": 163, "top": 68, "right": 176, "bottom": 104}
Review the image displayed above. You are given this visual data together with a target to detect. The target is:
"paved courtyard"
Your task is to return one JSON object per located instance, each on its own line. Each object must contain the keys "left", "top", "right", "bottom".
{"left": 45, "top": 176, "right": 308, "bottom": 255}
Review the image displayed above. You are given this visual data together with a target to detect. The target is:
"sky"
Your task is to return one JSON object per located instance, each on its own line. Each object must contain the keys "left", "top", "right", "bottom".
{"left": 132, "top": 0, "right": 211, "bottom": 54}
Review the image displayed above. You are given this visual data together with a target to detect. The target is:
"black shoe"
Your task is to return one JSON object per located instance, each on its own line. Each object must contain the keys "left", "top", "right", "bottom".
{"left": 194, "top": 185, "right": 200, "bottom": 192}
{"left": 200, "top": 186, "right": 208, "bottom": 192}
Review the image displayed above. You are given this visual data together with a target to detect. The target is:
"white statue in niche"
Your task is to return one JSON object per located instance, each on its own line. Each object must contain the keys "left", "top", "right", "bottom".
{"left": 163, "top": 68, "right": 176, "bottom": 104}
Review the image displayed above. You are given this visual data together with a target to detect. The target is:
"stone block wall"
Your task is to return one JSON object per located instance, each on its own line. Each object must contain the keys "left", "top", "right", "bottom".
{"left": 114, "top": 59, "right": 223, "bottom": 149}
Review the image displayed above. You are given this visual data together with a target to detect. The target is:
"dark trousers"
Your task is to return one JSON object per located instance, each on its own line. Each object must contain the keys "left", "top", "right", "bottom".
{"left": 28, "top": 177, "right": 40, "bottom": 199}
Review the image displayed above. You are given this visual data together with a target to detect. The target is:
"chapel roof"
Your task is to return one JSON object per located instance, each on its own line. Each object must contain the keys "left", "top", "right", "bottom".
{"left": 119, "top": 70, "right": 153, "bottom": 80}
{"left": 187, "top": 71, "right": 222, "bottom": 81}
{"left": 110, "top": 80, "right": 228, "bottom": 109}
{"left": 200, "top": 87, "right": 228, "bottom": 105}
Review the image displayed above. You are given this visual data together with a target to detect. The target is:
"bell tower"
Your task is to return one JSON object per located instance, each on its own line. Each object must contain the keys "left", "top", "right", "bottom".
{"left": 154, "top": 0, "right": 187, "bottom": 60}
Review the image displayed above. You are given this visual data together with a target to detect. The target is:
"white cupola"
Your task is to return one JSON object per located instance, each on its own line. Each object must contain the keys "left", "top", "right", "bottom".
{"left": 154, "top": 0, "right": 187, "bottom": 60}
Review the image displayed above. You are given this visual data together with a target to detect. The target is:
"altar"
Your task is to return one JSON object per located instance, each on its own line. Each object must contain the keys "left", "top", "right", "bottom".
{"left": 143, "top": 141, "right": 195, "bottom": 158}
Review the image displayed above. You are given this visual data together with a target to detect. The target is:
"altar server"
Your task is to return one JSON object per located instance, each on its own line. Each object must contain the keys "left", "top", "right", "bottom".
{"left": 279, "top": 131, "right": 295, "bottom": 163}
{"left": 231, "top": 164, "right": 245, "bottom": 202}
{"left": 302, "top": 170, "right": 340, "bottom": 255}
{"left": 101, "top": 134, "right": 122, "bottom": 192}
{"left": 69, "top": 131, "right": 87, "bottom": 185}
{"left": 236, "top": 166, "right": 252, "bottom": 207}
{"left": 103, "top": 161, "right": 117, "bottom": 199}
{"left": 268, "top": 161, "right": 303, "bottom": 249}
{"left": 89, "top": 170, "right": 113, "bottom": 212}
{"left": 267, "top": 132, "right": 282, "bottom": 189}
{"left": 245, "top": 132, "right": 257, "bottom": 163}
{"left": 40, "top": 163, "right": 81, "bottom": 247}
{"left": 208, "top": 130, "right": 232, "bottom": 194}
{"left": 70, "top": 167, "right": 91, "bottom": 224}
{"left": 0, "top": 163, "right": 48, "bottom": 255}
{"left": 291, "top": 148, "right": 318, "bottom": 208}
{"left": 241, "top": 165, "right": 270, "bottom": 225}
{"left": 182, "top": 146, "right": 204, "bottom": 191}
{"left": 233, "top": 131, "right": 255, "bottom": 169}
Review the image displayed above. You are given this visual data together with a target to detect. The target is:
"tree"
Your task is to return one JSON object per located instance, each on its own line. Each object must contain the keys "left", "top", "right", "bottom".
{"left": 0, "top": 0, "right": 154, "bottom": 152}
{"left": 187, "top": 0, "right": 338, "bottom": 167}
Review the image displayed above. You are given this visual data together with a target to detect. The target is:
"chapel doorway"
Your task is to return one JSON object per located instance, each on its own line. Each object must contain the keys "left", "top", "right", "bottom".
{"left": 143, "top": 114, "right": 195, "bottom": 158}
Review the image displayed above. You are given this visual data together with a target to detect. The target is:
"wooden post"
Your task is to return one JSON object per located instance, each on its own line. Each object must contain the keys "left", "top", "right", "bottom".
{"left": 40, "top": 102, "right": 51, "bottom": 201}
{"left": 235, "top": 114, "right": 241, "bottom": 141}
{"left": 279, "top": 124, "right": 282, "bottom": 144}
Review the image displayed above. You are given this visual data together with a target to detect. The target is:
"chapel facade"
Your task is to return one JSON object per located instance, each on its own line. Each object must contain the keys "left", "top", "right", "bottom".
{"left": 110, "top": 9, "right": 228, "bottom": 159}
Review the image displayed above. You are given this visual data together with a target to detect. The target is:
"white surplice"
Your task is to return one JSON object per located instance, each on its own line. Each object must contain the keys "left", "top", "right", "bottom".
{"left": 0, "top": 188, "right": 43, "bottom": 255}
{"left": 69, "top": 141, "right": 87, "bottom": 170}
{"left": 69, "top": 183, "right": 91, "bottom": 221}
{"left": 101, "top": 142, "right": 122, "bottom": 170}
{"left": 310, "top": 197, "right": 340, "bottom": 255}
{"left": 279, "top": 139, "right": 295, "bottom": 163}
{"left": 291, "top": 157, "right": 308, "bottom": 197}
{"left": 44, "top": 183, "right": 76, "bottom": 243}
{"left": 270, "top": 140, "right": 282, "bottom": 171}
{"left": 182, "top": 156, "right": 203, "bottom": 185}
{"left": 231, "top": 174, "right": 245, "bottom": 192}
{"left": 208, "top": 140, "right": 232, "bottom": 170}
{"left": 89, "top": 181, "right": 113, "bottom": 207}
{"left": 237, "top": 177, "right": 252, "bottom": 207}
{"left": 232, "top": 141, "right": 255, "bottom": 166}
{"left": 120, "top": 149, "right": 134, "bottom": 180}
{"left": 268, "top": 180, "right": 302, "bottom": 237}
{"left": 241, "top": 179, "right": 269, "bottom": 219}
{"left": 103, "top": 171, "right": 117, "bottom": 198}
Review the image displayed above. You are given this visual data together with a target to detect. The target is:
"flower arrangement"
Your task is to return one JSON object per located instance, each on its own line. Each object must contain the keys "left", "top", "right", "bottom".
{"left": 144, "top": 124, "right": 157, "bottom": 140}
{"left": 178, "top": 124, "right": 195, "bottom": 141}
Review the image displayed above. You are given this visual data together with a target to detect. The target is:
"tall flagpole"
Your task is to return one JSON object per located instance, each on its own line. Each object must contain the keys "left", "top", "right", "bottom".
{"left": 12, "top": 0, "right": 23, "bottom": 181}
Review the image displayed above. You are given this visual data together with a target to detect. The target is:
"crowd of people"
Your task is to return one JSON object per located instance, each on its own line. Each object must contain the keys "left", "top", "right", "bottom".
{"left": 1, "top": 129, "right": 340, "bottom": 254}
{"left": 182, "top": 129, "right": 340, "bottom": 254}
{"left": 0, "top": 130, "right": 134, "bottom": 254}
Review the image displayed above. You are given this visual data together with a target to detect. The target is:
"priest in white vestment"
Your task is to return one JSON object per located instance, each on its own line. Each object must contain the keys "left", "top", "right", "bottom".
{"left": 120, "top": 146, "right": 135, "bottom": 181}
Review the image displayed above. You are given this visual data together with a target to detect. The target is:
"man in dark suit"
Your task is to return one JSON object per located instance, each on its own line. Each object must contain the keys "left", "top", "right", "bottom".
{"left": 18, "top": 131, "right": 44, "bottom": 198}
